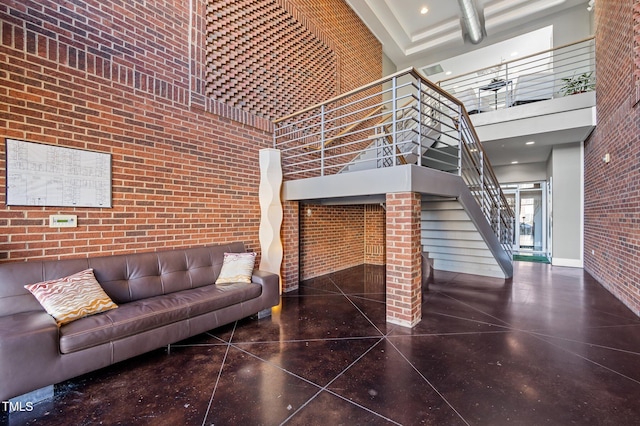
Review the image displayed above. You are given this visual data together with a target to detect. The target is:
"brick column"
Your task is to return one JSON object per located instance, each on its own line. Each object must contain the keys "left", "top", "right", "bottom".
{"left": 281, "top": 201, "right": 299, "bottom": 292}
{"left": 385, "top": 192, "right": 422, "bottom": 327}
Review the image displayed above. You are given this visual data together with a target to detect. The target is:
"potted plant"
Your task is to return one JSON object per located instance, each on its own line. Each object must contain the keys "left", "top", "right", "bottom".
{"left": 560, "top": 72, "right": 595, "bottom": 96}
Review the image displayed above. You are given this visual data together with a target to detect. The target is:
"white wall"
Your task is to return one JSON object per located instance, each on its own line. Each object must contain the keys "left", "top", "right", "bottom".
{"left": 382, "top": 52, "right": 397, "bottom": 77}
{"left": 548, "top": 142, "right": 583, "bottom": 267}
{"left": 551, "top": 5, "right": 593, "bottom": 46}
{"left": 494, "top": 162, "right": 547, "bottom": 184}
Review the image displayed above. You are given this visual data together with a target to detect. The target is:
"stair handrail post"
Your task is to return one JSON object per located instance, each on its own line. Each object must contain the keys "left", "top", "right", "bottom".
{"left": 457, "top": 108, "right": 463, "bottom": 176}
{"left": 417, "top": 77, "right": 423, "bottom": 168}
{"left": 391, "top": 76, "right": 398, "bottom": 165}
{"left": 497, "top": 204, "right": 503, "bottom": 249}
{"left": 480, "top": 149, "right": 486, "bottom": 217}
{"left": 504, "top": 62, "right": 511, "bottom": 108}
{"left": 320, "top": 104, "right": 325, "bottom": 176}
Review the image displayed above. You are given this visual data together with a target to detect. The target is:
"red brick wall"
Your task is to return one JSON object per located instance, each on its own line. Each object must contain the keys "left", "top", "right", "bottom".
{"left": 281, "top": 201, "right": 299, "bottom": 292}
{"left": 205, "top": 0, "right": 338, "bottom": 120}
{"left": 0, "top": 0, "right": 271, "bottom": 262}
{"left": 0, "top": 0, "right": 381, "bottom": 270}
{"left": 293, "top": 203, "right": 385, "bottom": 283}
{"left": 365, "top": 204, "right": 386, "bottom": 265}
{"left": 584, "top": 0, "right": 640, "bottom": 315}
{"left": 299, "top": 204, "right": 365, "bottom": 280}
{"left": 288, "top": 0, "right": 382, "bottom": 92}
{"left": 635, "top": 0, "right": 640, "bottom": 103}
{"left": 274, "top": 0, "right": 383, "bottom": 284}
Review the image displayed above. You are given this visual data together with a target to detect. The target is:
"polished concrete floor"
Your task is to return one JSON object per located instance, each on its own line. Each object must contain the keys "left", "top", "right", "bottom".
{"left": 3, "top": 262, "right": 640, "bottom": 425}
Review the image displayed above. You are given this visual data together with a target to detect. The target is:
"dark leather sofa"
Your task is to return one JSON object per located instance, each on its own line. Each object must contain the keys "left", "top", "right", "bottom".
{"left": 0, "top": 242, "right": 280, "bottom": 401}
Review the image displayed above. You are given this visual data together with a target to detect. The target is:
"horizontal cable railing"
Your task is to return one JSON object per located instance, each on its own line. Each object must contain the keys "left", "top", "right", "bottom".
{"left": 273, "top": 68, "right": 514, "bottom": 256}
{"left": 437, "top": 37, "right": 595, "bottom": 113}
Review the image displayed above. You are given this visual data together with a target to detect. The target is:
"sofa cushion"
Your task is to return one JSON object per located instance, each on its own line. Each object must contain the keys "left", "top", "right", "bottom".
{"left": 24, "top": 269, "right": 118, "bottom": 326}
{"left": 59, "top": 294, "right": 190, "bottom": 354}
{"left": 215, "top": 252, "right": 256, "bottom": 284}
{"left": 58, "top": 282, "right": 262, "bottom": 354}
{"left": 175, "top": 282, "right": 262, "bottom": 317}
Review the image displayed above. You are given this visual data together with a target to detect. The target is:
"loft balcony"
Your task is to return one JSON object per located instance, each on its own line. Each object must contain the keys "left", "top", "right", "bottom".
{"left": 437, "top": 37, "right": 596, "bottom": 166}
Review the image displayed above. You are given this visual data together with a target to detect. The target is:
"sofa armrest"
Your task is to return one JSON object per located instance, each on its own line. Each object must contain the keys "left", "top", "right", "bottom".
{"left": 0, "top": 312, "right": 60, "bottom": 401}
{"left": 251, "top": 270, "right": 280, "bottom": 307}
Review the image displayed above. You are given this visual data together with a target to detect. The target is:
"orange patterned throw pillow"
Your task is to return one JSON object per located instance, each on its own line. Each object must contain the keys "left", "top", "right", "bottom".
{"left": 215, "top": 252, "right": 256, "bottom": 285}
{"left": 24, "top": 268, "right": 118, "bottom": 326}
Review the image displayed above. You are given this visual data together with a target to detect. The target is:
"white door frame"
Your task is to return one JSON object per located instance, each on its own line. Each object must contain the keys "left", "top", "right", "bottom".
{"left": 502, "top": 181, "right": 548, "bottom": 256}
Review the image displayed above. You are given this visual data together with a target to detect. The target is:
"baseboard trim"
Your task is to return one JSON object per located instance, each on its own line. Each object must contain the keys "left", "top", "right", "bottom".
{"left": 551, "top": 257, "right": 583, "bottom": 268}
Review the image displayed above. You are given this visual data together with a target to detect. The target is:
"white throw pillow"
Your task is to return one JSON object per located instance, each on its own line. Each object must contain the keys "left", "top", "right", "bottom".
{"left": 215, "top": 252, "right": 256, "bottom": 285}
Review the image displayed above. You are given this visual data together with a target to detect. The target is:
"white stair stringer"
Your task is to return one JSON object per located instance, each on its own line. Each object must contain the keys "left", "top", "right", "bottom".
{"left": 421, "top": 198, "right": 509, "bottom": 279}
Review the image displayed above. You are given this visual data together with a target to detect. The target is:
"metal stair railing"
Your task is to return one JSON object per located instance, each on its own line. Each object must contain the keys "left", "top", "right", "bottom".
{"left": 274, "top": 68, "right": 514, "bottom": 253}
{"left": 437, "top": 37, "right": 595, "bottom": 112}
{"left": 457, "top": 113, "right": 514, "bottom": 256}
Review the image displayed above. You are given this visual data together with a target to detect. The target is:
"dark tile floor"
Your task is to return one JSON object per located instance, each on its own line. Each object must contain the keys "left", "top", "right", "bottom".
{"left": 3, "top": 262, "right": 640, "bottom": 425}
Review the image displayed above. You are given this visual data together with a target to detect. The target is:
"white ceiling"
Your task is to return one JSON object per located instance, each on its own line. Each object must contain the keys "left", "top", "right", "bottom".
{"left": 346, "top": 0, "right": 588, "bottom": 67}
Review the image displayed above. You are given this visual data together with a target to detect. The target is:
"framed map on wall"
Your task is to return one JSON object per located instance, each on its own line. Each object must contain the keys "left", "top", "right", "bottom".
{"left": 5, "top": 139, "right": 112, "bottom": 208}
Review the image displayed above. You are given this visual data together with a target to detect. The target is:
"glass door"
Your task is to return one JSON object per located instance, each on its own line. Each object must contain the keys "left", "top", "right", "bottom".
{"left": 502, "top": 182, "right": 548, "bottom": 255}
{"left": 518, "top": 189, "right": 543, "bottom": 252}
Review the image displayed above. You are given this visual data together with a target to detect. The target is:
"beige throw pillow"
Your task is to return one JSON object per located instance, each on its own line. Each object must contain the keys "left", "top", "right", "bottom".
{"left": 215, "top": 252, "right": 256, "bottom": 285}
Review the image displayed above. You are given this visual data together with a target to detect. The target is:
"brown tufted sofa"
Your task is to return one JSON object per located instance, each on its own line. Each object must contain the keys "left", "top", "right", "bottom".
{"left": 0, "top": 242, "right": 280, "bottom": 402}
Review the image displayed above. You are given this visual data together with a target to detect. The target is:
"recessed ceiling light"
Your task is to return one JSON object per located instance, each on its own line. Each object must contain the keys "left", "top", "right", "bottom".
{"left": 445, "top": 71, "right": 452, "bottom": 76}
{"left": 525, "top": 141, "right": 535, "bottom": 145}
{"left": 421, "top": 6, "right": 429, "bottom": 14}
{"left": 511, "top": 161, "right": 519, "bottom": 164}
{"left": 511, "top": 51, "right": 519, "bottom": 57}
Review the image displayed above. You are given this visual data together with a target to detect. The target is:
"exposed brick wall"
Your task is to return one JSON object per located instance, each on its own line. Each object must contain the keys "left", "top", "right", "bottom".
{"left": 205, "top": 0, "right": 337, "bottom": 120}
{"left": 0, "top": 0, "right": 382, "bottom": 273}
{"left": 299, "top": 204, "right": 365, "bottom": 280}
{"left": 281, "top": 200, "right": 299, "bottom": 292}
{"left": 292, "top": 203, "right": 385, "bottom": 284}
{"left": 288, "top": 0, "right": 381, "bottom": 93}
{"left": 364, "top": 203, "right": 385, "bottom": 265}
{"left": 584, "top": 0, "right": 640, "bottom": 315}
{"left": 0, "top": 0, "right": 270, "bottom": 262}
{"left": 275, "top": 0, "right": 382, "bottom": 285}
{"left": 385, "top": 192, "right": 422, "bottom": 327}
{"left": 635, "top": 0, "right": 640, "bottom": 103}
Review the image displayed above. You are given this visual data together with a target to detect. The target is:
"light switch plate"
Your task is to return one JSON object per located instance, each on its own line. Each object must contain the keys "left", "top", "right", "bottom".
{"left": 49, "top": 215, "right": 78, "bottom": 228}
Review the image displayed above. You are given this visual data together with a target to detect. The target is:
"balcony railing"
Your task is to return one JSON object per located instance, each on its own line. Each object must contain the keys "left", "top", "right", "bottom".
{"left": 273, "top": 68, "right": 514, "bottom": 256}
{"left": 437, "top": 37, "right": 595, "bottom": 113}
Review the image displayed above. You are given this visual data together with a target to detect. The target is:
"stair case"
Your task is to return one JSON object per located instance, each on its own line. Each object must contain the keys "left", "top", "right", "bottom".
{"left": 421, "top": 197, "right": 507, "bottom": 278}
{"left": 333, "top": 106, "right": 512, "bottom": 278}
{"left": 274, "top": 68, "right": 514, "bottom": 279}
